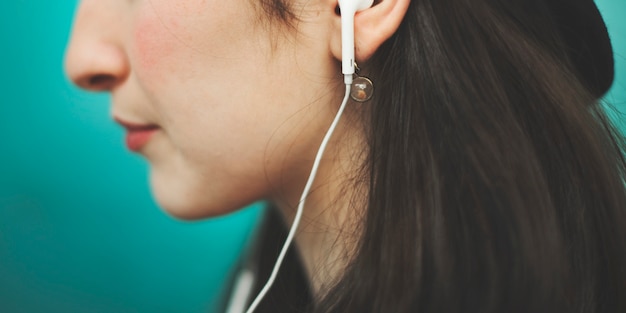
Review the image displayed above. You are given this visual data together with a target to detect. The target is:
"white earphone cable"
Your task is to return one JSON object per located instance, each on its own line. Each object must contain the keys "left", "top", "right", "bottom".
{"left": 244, "top": 83, "right": 352, "bottom": 313}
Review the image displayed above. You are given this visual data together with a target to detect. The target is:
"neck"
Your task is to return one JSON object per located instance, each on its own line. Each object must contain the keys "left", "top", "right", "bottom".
{"left": 272, "top": 127, "right": 367, "bottom": 296}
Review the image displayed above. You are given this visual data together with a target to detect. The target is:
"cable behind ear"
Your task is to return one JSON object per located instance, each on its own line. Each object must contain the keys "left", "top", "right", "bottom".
{"left": 338, "top": 0, "right": 374, "bottom": 84}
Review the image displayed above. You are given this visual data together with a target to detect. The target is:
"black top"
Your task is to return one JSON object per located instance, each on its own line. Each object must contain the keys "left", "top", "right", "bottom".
{"left": 218, "top": 207, "right": 312, "bottom": 313}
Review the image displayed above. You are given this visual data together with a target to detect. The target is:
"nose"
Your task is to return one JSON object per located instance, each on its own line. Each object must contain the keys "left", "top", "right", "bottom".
{"left": 64, "top": 0, "right": 129, "bottom": 91}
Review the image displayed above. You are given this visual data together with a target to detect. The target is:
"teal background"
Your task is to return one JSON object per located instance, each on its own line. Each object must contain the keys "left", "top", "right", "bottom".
{"left": 0, "top": 0, "right": 624, "bottom": 312}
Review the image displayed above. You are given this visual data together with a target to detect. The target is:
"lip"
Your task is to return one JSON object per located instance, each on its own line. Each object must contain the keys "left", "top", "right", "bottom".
{"left": 114, "top": 117, "right": 160, "bottom": 152}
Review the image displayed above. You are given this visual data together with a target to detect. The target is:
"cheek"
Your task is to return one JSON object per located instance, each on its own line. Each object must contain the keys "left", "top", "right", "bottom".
{"left": 131, "top": 8, "right": 185, "bottom": 85}
{"left": 133, "top": 20, "right": 172, "bottom": 70}
{"left": 130, "top": 1, "right": 254, "bottom": 86}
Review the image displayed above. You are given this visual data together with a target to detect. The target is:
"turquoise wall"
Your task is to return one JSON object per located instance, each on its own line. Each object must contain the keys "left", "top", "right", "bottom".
{"left": 0, "top": 1, "right": 624, "bottom": 312}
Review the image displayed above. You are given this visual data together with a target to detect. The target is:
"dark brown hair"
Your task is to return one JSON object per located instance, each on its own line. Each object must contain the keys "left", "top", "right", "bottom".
{"left": 257, "top": 0, "right": 626, "bottom": 312}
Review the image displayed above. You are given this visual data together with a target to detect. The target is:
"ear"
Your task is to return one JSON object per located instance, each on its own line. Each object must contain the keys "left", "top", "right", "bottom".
{"left": 330, "top": 0, "right": 410, "bottom": 63}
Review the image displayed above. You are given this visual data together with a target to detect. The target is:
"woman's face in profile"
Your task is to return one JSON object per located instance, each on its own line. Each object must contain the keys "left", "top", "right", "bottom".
{"left": 65, "top": 0, "right": 343, "bottom": 218}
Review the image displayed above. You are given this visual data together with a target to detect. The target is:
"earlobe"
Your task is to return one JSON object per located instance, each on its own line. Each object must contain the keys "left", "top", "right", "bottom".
{"left": 329, "top": 0, "right": 410, "bottom": 64}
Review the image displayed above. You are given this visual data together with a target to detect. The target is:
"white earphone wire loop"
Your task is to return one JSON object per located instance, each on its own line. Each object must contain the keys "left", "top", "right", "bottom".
{"left": 244, "top": 84, "right": 352, "bottom": 313}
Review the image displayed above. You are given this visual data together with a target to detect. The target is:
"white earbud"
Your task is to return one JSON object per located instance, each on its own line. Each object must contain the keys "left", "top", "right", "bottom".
{"left": 338, "top": 0, "right": 374, "bottom": 84}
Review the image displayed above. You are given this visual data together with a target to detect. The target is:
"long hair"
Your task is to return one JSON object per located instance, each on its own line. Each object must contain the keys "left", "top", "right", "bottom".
{"left": 259, "top": 0, "right": 626, "bottom": 312}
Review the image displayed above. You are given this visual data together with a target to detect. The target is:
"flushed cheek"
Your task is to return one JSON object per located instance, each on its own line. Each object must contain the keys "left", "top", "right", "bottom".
{"left": 131, "top": 8, "right": 186, "bottom": 87}
{"left": 130, "top": 1, "right": 252, "bottom": 87}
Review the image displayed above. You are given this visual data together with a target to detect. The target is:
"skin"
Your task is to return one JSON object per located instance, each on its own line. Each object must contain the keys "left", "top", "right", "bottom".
{"left": 65, "top": 0, "right": 408, "bottom": 294}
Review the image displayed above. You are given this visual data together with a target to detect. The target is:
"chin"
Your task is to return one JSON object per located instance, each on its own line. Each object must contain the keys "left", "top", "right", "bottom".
{"left": 148, "top": 174, "right": 254, "bottom": 221}
{"left": 152, "top": 188, "right": 237, "bottom": 221}
{"left": 157, "top": 201, "right": 216, "bottom": 221}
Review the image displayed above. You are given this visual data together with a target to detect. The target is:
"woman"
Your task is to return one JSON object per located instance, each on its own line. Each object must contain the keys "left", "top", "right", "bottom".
{"left": 65, "top": 0, "right": 626, "bottom": 312}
